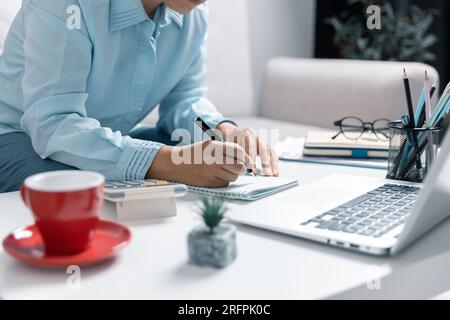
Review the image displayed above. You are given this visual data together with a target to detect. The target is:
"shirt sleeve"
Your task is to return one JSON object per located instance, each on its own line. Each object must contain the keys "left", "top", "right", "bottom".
{"left": 157, "top": 30, "right": 235, "bottom": 143}
{"left": 20, "top": 0, "right": 162, "bottom": 181}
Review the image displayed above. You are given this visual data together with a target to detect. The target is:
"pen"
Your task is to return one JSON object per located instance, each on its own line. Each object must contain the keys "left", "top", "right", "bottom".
{"left": 194, "top": 117, "right": 221, "bottom": 141}
{"left": 194, "top": 117, "right": 255, "bottom": 175}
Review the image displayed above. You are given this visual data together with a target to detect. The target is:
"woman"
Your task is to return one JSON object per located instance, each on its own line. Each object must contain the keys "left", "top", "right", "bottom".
{"left": 0, "top": 0, "right": 279, "bottom": 193}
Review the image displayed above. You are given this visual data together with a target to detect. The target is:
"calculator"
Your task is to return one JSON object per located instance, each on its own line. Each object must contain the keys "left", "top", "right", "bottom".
{"left": 103, "top": 180, "right": 187, "bottom": 202}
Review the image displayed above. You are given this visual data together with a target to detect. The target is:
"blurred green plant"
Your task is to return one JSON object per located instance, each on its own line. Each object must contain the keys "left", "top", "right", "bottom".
{"left": 325, "top": 0, "right": 438, "bottom": 62}
{"left": 196, "top": 197, "right": 227, "bottom": 233}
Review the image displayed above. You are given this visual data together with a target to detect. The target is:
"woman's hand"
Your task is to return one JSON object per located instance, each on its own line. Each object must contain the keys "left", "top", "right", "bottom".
{"left": 147, "top": 141, "right": 249, "bottom": 188}
{"left": 217, "top": 122, "right": 279, "bottom": 177}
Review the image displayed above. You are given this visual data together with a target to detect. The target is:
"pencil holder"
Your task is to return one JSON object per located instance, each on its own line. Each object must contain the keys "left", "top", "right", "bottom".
{"left": 387, "top": 121, "right": 442, "bottom": 183}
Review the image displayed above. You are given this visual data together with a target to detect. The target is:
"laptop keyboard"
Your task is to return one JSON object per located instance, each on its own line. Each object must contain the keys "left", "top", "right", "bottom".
{"left": 301, "top": 184, "right": 421, "bottom": 238}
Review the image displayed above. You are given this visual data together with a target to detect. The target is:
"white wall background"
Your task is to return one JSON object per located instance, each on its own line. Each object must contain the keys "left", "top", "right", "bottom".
{"left": 207, "top": 0, "right": 316, "bottom": 117}
{"left": 0, "top": 0, "right": 22, "bottom": 54}
{"left": 207, "top": 0, "right": 254, "bottom": 117}
{"left": 247, "top": 0, "right": 316, "bottom": 113}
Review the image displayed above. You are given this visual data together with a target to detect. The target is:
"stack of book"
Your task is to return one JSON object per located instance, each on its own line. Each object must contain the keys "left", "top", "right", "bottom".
{"left": 303, "top": 131, "right": 389, "bottom": 159}
{"left": 274, "top": 132, "right": 389, "bottom": 170}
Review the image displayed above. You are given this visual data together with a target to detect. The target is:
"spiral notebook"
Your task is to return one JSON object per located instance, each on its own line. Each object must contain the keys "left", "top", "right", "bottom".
{"left": 187, "top": 176, "right": 299, "bottom": 201}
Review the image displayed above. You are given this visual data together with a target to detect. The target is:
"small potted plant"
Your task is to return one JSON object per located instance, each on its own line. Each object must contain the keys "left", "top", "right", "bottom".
{"left": 188, "top": 197, "right": 237, "bottom": 268}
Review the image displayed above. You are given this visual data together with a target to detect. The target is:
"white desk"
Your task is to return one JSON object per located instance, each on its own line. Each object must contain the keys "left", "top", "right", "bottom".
{"left": 1, "top": 161, "right": 450, "bottom": 300}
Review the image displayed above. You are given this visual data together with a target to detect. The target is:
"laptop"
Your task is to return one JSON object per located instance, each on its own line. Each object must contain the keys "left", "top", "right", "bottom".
{"left": 227, "top": 133, "right": 450, "bottom": 256}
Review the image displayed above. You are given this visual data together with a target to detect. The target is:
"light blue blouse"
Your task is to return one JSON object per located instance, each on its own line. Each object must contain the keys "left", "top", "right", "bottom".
{"left": 0, "top": 0, "right": 230, "bottom": 180}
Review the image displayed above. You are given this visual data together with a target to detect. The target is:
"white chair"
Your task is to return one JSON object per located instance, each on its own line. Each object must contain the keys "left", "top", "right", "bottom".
{"left": 251, "top": 57, "right": 439, "bottom": 139}
{"left": 0, "top": 0, "right": 440, "bottom": 141}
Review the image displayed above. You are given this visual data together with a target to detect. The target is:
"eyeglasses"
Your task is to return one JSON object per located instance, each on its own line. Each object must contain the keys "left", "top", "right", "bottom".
{"left": 332, "top": 117, "right": 391, "bottom": 141}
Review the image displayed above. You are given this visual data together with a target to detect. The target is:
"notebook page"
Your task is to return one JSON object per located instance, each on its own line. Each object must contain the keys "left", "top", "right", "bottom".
{"left": 187, "top": 176, "right": 298, "bottom": 200}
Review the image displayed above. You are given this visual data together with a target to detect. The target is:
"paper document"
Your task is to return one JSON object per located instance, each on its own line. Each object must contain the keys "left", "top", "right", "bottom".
{"left": 187, "top": 176, "right": 298, "bottom": 201}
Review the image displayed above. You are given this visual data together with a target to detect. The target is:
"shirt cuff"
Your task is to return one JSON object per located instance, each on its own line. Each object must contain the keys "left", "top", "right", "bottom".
{"left": 116, "top": 137, "right": 164, "bottom": 181}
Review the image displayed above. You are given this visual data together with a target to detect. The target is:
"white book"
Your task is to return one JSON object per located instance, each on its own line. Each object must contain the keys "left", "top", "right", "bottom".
{"left": 305, "top": 131, "right": 389, "bottom": 150}
{"left": 187, "top": 176, "right": 299, "bottom": 201}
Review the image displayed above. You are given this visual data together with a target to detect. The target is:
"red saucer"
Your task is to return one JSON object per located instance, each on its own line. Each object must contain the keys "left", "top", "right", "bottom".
{"left": 2, "top": 220, "right": 131, "bottom": 268}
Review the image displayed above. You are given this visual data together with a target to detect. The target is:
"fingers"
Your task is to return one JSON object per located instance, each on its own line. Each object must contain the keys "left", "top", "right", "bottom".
{"left": 222, "top": 141, "right": 247, "bottom": 165}
{"left": 190, "top": 165, "right": 233, "bottom": 188}
{"left": 270, "top": 148, "right": 280, "bottom": 177}
{"left": 218, "top": 141, "right": 253, "bottom": 171}
{"left": 224, "top": 131, "right": 278, "bottom": 177}
{"left": 226, "top": 128, "right": 257, "bottom": 173}
{"left": 243, "top": 129, "right": 257, "bottom": 173}
{"left": 215, "top": 167, "right": 240, "bottom": 183}
{"left": 212, "top": 179, "right": 231, "bottom": 188}
{"left": 202, "top": 176, "right": 230, "bottom": 188}
{"left": 201, "top": 141, "right": 244, "bottom": 165}
{"left": 223, "top": 163, "right": 247, "bottom": 176}
{"left": 196, "top": 135, "right": 279, "bottom": 181}
{"left": 235, "top": 128, "right": 256, "bottom": 166}
{"left": 257, "top": 136, "right": 273, "bottom": 176}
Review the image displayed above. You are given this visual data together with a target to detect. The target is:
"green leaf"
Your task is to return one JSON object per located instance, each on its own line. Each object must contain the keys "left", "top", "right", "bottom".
{"left": 196, "top": 197, "right": 227, "bottom": 233}
{"left": 422, "top": 52, "right": 437, "bottom": 62}
{"left": 421, "top": 35, "right": 438, "bottom": 49}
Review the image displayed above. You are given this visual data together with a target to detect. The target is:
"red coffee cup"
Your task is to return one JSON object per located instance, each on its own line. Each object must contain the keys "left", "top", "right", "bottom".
{"left": 20, "top": 171, "right": 105, "bottom": 255}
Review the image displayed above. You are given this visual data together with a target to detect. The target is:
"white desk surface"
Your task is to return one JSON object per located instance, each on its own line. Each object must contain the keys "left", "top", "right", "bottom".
{"left": 1, "top": 161, "right": 450, "bottom": 300}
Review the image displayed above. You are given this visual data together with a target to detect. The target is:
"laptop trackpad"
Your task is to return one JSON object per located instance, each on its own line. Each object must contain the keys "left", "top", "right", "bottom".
{"left": 279, "top": 174, "right": 384, "bottom": 209}
{"left": 281, "top": 186, "right": 356, "bottom": 206}
{"left": 227, "top": 174, "right": 385, "bottom": 227}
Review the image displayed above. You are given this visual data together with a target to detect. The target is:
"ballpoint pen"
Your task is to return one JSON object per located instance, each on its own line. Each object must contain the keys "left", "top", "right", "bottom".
{"left": 194, "top": 117, "right": 255, "bottom": 175}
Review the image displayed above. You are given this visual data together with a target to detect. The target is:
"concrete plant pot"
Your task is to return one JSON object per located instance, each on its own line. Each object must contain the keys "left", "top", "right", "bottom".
{"left": 188, "top": 224, "right": 237, "bottom": 268}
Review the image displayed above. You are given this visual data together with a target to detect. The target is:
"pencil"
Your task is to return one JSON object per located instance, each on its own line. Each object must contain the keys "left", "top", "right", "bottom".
{"left": 416, "top": 82, "right": 437, "bottom": 127}
{"left": 424, "top": 71, "right": 434, "bottom": 167}
{"left": 428, "top": 84, "right": 450, "bottom": 128}
{"left": 403, "top": 69, "right": 416, "bottom": 128}
{"left": 393, "top": 82, "right": 437, "bottom": 178}
{"left": 402, "top": 68, "right": 422, "bottom": 176}
{"left": 424, "top": 71, "right": 433, "bottom": 122}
